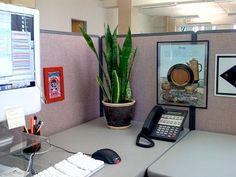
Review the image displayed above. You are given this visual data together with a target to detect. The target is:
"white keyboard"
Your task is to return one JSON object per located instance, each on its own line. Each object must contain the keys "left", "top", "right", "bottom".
{"left": 33, "top": 152, "right": 104, "bottom": 177}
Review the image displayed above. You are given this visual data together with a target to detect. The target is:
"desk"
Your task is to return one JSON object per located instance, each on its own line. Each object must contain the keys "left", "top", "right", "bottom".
{"left": 34, "top": 118, "right": 189, "bottom": 177}
{"left": 147, "top": 130, "right": 236, "bottom": 177}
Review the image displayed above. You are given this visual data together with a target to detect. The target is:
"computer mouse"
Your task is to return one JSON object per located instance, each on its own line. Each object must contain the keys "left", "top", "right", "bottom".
{"left": 91, "top": 148, "right": 121, "bottom": 164}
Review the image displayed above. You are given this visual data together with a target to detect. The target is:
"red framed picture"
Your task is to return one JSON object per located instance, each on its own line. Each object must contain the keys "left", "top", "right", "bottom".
{"left": 43, "top": 67, "right": 65, "bottom": 104}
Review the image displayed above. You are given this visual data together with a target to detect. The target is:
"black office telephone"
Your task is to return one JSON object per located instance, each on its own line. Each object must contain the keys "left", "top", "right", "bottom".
{"left": 136, "top": 105, "right": 188, "bottom": 148}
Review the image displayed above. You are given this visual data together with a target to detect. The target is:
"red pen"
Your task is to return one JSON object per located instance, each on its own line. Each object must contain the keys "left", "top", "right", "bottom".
{"left": 30, "top": 116, "right": 34, "bottom": 134}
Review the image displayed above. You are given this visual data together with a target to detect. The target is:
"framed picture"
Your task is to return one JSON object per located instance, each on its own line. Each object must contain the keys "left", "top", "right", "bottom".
{"left": 215, "top": 54, "right": 236, "bottom": 97}
{"left": 43, "top": 67, "right": 65, "bottom": 104}
{"left": 157, "top": 40, "right": 209, "bottom": 108}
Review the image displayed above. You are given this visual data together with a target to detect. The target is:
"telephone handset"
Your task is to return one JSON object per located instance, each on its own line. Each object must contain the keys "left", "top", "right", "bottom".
{"left": 136, "top": 105, "right": 188, "bottom": 148}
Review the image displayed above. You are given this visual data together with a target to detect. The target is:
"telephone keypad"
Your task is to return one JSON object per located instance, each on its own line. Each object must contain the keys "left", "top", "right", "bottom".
{"left": 155, "top": 125, "right": 181, "bottom": 140}
{"left": 151, "top": 113, "right": 186, "bottom": 141}
{"left": 145, "top": 108, "right": 188, "bottom": 142}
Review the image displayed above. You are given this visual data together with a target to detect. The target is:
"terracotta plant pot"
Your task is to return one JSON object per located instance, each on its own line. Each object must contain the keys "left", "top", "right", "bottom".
{"left": 102, "top": 100, "right": 136, "bottom": 129}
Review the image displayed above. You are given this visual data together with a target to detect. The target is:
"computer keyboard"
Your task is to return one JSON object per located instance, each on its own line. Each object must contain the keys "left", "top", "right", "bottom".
{"left": 33, "top": 152, "right": 104, "bottom": 177}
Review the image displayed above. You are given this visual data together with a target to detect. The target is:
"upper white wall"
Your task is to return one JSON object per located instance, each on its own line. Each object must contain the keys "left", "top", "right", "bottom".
{"left": 132, "top": 8, "right": 152, "bottom": 34}
{"left": 131, "top": 8, "right": 167, "bottom": 34}
{"left": 35, "top": 0, "right": 166, "bottom": 35}
{"left": 36, "top": 0, "right": 108, "bottom": 35}
{"left": 104, "top": 8, "right": 118, "bottom": 32}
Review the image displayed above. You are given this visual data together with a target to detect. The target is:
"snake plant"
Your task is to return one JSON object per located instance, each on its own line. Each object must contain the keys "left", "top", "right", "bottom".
{"left": 80, "top": 25, "right": 137, "bottom": 103}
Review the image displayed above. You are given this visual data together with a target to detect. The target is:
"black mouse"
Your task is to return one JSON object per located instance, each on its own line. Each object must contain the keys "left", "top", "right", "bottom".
{"left": 91, "top": 148, "right": 121, "bottom": 164}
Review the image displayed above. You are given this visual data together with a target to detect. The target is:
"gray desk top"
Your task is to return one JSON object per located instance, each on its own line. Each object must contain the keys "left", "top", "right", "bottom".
{"left": 148, "top": 130, "right": 236, "bottom": 177}
{"left": 34, "top": 117, "right": 189, "bottom": 177}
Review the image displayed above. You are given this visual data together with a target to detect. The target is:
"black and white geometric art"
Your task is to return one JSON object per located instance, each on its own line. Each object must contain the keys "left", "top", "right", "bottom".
{"left": 215, "top": 54, "right": 236, "bottom": 97}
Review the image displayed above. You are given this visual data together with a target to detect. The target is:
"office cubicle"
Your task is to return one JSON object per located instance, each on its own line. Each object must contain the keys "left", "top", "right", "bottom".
{"left": 39, "top": 29, "right": 236, "bottom": 136}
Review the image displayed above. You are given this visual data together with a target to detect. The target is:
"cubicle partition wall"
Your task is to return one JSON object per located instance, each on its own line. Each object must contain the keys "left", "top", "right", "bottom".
{"left": 39, "top": 29, "right": 236, "bottom": 136}
{"left": 130, "top": 30, "right": 236, "bottom": 135}
{"left": 196, "top": 30, "right": 236, "bottom": 135}
{"left": 39, "top": 30, "right": 100, "bottom": 136}
{"left": 127, "top": 33, "right": 194, "bottom": 122}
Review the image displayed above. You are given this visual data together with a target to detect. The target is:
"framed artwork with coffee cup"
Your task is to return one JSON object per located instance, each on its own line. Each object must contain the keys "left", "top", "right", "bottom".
{"left": 157, "top": 40, "right": 209, "bottom": 108}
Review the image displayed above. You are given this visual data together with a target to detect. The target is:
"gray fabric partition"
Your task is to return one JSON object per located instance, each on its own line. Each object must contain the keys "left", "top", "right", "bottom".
{"left": 131, "top": 30, "right": 236, "bottom": 135}
{"left": 38, "top": 29, "right": 236, "bottom": 136}
{"left": 196, "top": 30, "right": 236, "bottom": 135}
{"left": 117, "top": 33, "right": 194, "bottom": 123}
{"left": 38, "top": 31, "right": 100, "bottom": 136}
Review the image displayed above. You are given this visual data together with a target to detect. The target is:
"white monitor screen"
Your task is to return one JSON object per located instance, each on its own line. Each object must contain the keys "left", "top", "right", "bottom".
{"left": 0, "top": 3, "right": 41, "bottom": 122}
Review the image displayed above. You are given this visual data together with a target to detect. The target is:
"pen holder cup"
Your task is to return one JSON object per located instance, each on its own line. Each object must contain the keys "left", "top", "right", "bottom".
{"left": 23, "top": 129, "right": 41, "bottom": 153}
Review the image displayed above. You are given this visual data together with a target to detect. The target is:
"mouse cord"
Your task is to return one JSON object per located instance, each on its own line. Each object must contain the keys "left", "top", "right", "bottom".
{"left": 44, "top": 141, "right": 77, "bottom": 154}
{"left": 44, "top": 140, "right": 92, "bottom": 156}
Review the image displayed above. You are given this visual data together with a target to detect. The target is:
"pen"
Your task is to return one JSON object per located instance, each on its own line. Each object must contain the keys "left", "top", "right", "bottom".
{"left": 36, "top": 121, "right": 44, "bottom": 133}
{"left": 34, "top": 115, "right": 37, "bottom": 134}
{"left": 36, "top": 120, "right": 42, "bottom": 130}
{"left": 30, "top": 116, "right": 34, "bottom": 134}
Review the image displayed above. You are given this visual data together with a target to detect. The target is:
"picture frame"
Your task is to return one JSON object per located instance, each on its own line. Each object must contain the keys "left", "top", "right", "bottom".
{"left": 215, "top": 54, "right": 236, "bottom": 97}
{"left": 43, "top": 67, "right": 65, "bottom": 104}
{"left": 157, "top": 40, "right": 209, "bottom": 108}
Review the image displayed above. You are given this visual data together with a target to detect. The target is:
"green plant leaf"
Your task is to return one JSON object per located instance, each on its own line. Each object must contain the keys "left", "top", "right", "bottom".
{"left": 111, "top": 27, "right": 118, "bottom": 76}
{"left": 126, "top": 81, "right": 132, "bottom": 100}
{"left": 80, "top": 27, "right": 112, "bottom": 99}
{"left": 80, "top": 27, "right": 99, "bottom": 59}
{"left": 119, "top": 28, "right": 132, "bottom": 101}
{"left": 96, "top": 75, "right": 110, "bottom": 101}
{"left": 111, "top": 70, "right": 120, "bottom": 103}
{"left": 102, "top": 50, "right": 112, "bottom": 94}
{"left": 105, "top": 25, "right": 113, "bottom": 79}
{"left": 81, "top": 25, "right": 136, "bottom": 103}
{"left": 117, "top": 45, "right": 122, "bottom": 77}
{"left": 127, "top": 48, "right": 137, "bottom": 81}
{"left": 122, "top": 28, "right": 132, "bottom": 56}
{"left": 105, "top": 25, "right": 118, "bottom": 93}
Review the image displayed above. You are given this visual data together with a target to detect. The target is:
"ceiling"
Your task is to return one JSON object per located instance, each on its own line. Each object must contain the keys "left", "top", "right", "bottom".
{"left": 99, "top": 0, "right": 236, "bottom": 26}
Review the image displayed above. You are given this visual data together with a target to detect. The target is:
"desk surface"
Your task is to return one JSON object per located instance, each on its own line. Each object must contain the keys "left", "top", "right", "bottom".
{"left": 148, "top": 130, "right": 236, "bottom": 177}
{"left": 34, "top": 118, "right": 189, "bottom": 177}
